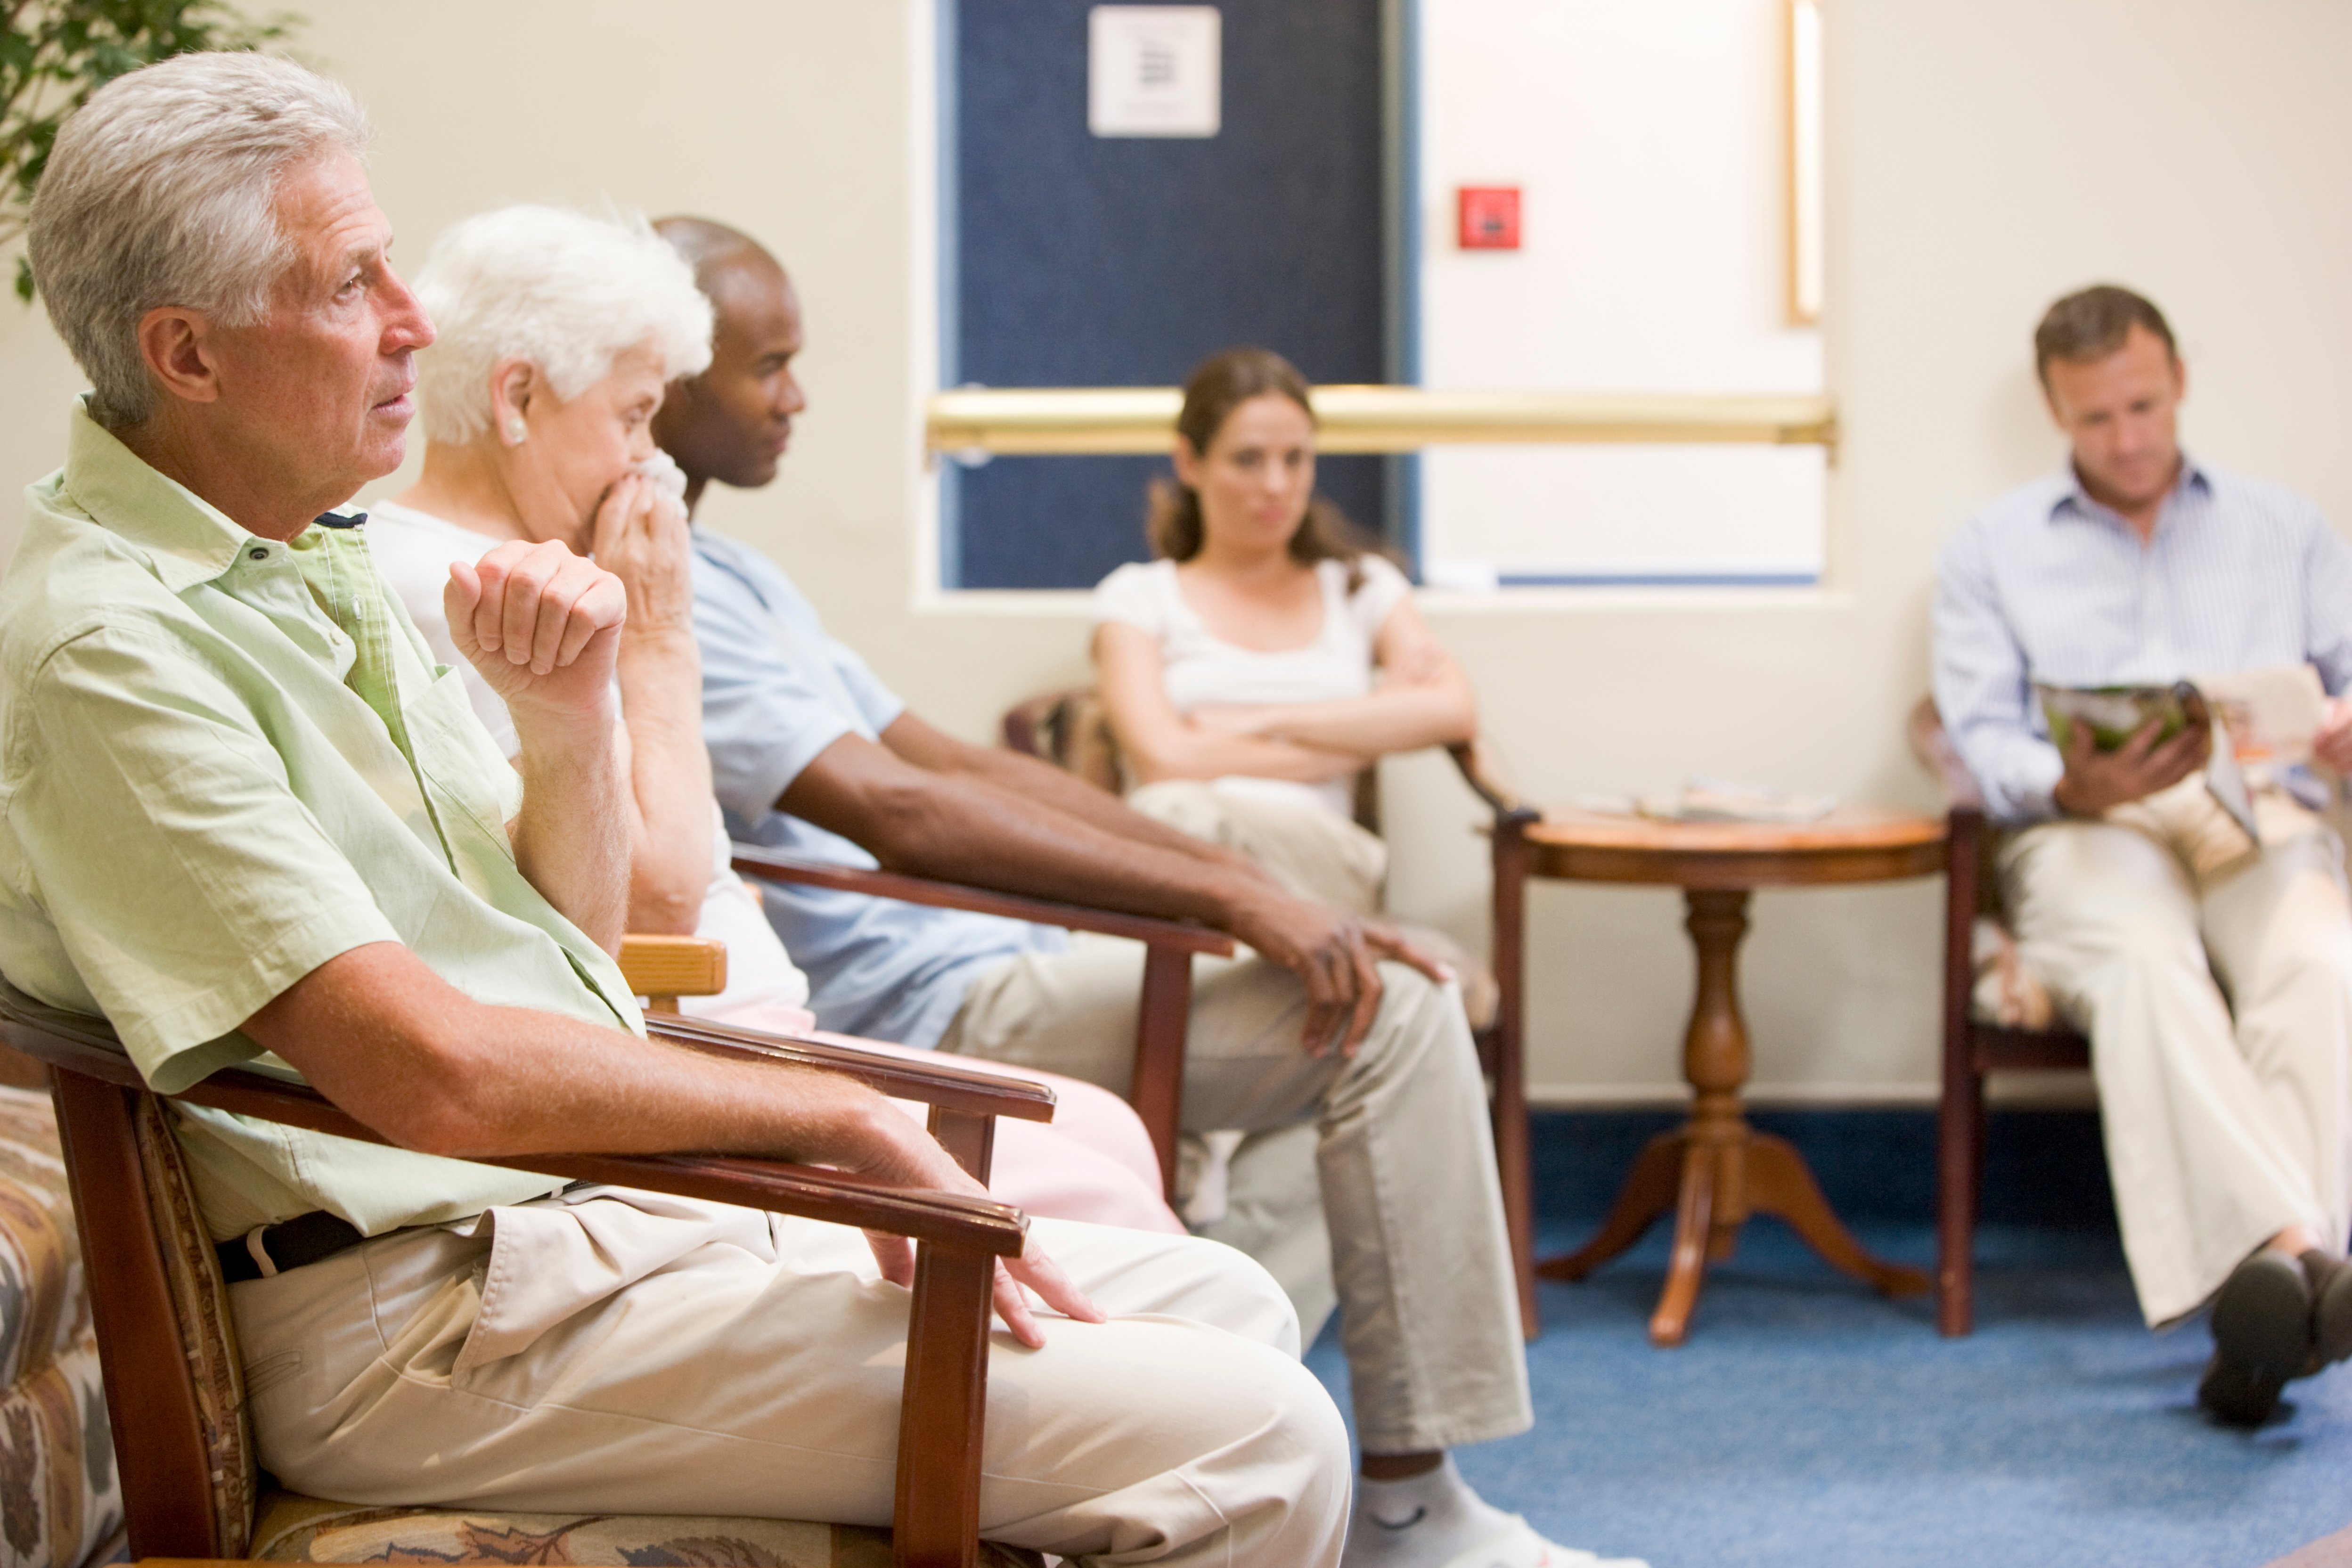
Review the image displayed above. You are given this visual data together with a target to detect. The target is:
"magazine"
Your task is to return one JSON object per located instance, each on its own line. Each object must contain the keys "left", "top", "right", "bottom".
{"left": 2034, "top": 681, "right": 2198, "bottom": 754}
{"left": 1632, "top": 778, "right": 1837, "bottom": 825}
{"left": 2195, "top": 664, "right": 2328, "bottom": 768}
{"left": 2033, "top": 665, "right": 2328, "bottom": 845}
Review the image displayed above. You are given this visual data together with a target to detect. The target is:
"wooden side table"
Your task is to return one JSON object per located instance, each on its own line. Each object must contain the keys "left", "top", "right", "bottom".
{"left": 1494, "top": 806, "right": 1946, "bottom": 1346}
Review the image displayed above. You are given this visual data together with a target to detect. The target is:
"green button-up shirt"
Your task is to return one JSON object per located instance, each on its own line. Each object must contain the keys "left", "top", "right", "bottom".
{"left": 0, "top": 401, "right": 644, "bottom": 1240}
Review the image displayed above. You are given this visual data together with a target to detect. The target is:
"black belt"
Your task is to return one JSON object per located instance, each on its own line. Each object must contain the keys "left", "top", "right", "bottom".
{"left": 217, "top": 1209, "right": 367, "bottom": 1283}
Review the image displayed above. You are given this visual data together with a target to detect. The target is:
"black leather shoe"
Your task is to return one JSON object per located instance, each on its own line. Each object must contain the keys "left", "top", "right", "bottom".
{"left": 2200, "top": 1251, "right": 2313, "bottom": 1428}
{"left": 2303, "top": 1250, "right": 2352, "bottom": 1372}
{"left": 2198, "top": 1353, "right": 2285, "bottom": 1427}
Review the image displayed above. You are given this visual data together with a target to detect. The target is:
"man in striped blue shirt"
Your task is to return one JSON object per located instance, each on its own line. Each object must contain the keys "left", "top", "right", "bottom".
{"left": 1934, "top": 286, "right": 2352, "bottom": 1427}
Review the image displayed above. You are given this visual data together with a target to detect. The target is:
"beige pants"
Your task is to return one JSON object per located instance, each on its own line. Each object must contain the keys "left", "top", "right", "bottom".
{"left": 1126, "top": 779, "right": 1387, "bottom": 915}
{"left": 940, "top": 943, "right": 1530, "bottom": 1455}
{"left": 2001, "top": 781, "right": 2352, "bottom": 1324}
{"left": 231, "top": 1193, "right": 1348, "bottom": 1568}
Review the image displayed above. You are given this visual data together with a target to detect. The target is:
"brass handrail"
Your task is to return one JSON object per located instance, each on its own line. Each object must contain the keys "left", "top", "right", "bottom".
{"left": 927, "top": 385, "right": 1837, "bottom": 458}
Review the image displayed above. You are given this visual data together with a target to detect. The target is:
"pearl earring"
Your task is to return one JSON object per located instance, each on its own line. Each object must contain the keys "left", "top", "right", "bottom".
{"left": 504, "top": 415, "right": 527, "bottom": 445}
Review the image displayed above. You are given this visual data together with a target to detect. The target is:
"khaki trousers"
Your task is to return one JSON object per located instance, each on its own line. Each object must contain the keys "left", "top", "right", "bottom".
{"left": 231, "top": 1193, "right": 1349, "bottom": 1568}
{"left": 939, "top": 943, "right": 1531, "bottom": 1455}
{"left": 1125, "top": 780, "right": 1388, "bottom": 915}
{"left": 2001, "top": 783, "right": 2352, "bottom": 1325}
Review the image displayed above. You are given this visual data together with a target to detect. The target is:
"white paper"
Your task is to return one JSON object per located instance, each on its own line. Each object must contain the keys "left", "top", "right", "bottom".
{"left": 1088, "top": 5, "right": 1220, "bottom": 138}
{"left": 2193, "top": 664, "right": 2328, "bottom": 766}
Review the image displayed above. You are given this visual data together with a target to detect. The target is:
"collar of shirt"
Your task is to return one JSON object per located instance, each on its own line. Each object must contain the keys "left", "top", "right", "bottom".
{"left": 2047, "top": 451, "right": 2212, "bottom": 540}
{"left": 53, "top": 398, "right": 362, "bottom": 591}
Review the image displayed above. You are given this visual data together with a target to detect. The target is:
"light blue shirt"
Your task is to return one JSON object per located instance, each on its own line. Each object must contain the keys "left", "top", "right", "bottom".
{"left": 691, "top": 530, "right": 1065, "bottom": 1046}
{"left": 1932, "top": 457, "right": 2352, "bottom": 823}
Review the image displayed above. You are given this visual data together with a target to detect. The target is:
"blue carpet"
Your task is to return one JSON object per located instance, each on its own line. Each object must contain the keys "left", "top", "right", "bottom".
{"left": 1301, "top": 1111, "right": 2352, "bottom": 1568}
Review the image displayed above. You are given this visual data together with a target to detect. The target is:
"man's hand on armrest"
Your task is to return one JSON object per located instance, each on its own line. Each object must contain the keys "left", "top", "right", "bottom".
{"left": 2051, "top": 709, "right": 2212, "bottom": 817}
{"left": 241, "top": 942, "right": 1101, "bottom": 1346}
{"left": 784, "top": 730, "right": 1454, "bottom": 1055}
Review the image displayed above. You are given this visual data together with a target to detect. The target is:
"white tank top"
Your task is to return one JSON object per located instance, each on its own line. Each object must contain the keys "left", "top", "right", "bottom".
{"left": 1090, "top": 555, "right": 1411, "bottom": 817}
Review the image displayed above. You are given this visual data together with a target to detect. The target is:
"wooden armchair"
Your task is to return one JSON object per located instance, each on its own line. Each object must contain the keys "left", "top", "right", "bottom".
{"left": 730, "top": 845, "right": 1233, "bottom": 1199}
{"left": 617, "top": 931, "right": 730, "bottom": 1014}
{"left": 0, "top": 978, "right": 1058, "bottom": 1568}
{"left": 998, "top": 687, "right": 1542, "bottom": 1336}
{"left": 1908, "top": 698, "right": 2092, "bottom": 1337}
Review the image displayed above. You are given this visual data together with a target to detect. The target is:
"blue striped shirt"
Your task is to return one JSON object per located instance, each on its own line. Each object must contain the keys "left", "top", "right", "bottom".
{"left": 1931, "top": 457, "right": 2352, "bottom": 822}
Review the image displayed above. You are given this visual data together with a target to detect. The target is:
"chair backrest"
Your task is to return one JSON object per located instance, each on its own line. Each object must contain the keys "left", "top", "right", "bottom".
{"left": 39, "top": 1056, "right": 253, "bottom": 1560}
{"left": 1001, "top": 688, "right": 1125, "bottom": 797}
{"left": 617, "top": 933, "right": 729, "bottom": 1015}
{"left": 1905, "top": 696, "right": 1985, "bottom": 811}
{"left": 1906, "top": 696, "right": 2005, "bottom": 918}
{"left": 1003, "top": 685, "right": 1380, "bottom": 831}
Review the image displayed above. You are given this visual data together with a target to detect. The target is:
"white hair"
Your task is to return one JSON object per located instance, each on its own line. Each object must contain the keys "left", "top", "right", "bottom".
{"left": 413, "top": 206, "right": 714, "bottom": 445}
{"left": 27, "top": 52, "right": 371, "bottom": 429}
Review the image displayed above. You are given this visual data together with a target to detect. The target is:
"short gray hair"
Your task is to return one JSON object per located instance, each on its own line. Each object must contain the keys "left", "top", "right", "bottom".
{"left": 27, "top": 52, "right": 370, "bottom": 429}
{"left": 413, "top": 206, "right": 713, "bottom": 446}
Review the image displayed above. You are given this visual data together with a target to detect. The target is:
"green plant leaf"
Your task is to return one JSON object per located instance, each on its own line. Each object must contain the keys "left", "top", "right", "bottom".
{"left": 2, "top": 0, "right": 304, "bottom": 304}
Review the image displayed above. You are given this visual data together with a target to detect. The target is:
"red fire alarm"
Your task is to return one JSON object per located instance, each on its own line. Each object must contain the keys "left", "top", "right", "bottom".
{"left": 1457, "top": 186, "right": 1521, "bottom": 250}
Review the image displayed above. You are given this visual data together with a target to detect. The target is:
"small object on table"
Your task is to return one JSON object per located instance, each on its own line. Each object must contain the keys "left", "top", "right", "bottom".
{"left": 1515, "top": 805, "right": 1945, "bottom": 1347}
{"left": 1635, "top": 776, "right": 1838, "bottom": 825}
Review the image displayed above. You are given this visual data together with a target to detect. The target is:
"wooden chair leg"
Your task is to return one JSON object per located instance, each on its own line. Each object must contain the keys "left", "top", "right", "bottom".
{"left": 1478, "top": 1021, "right": 1538, "bottom": 1343}
{"left": 1937, "top": 1063, "right": 1984, "bottom": 1337}
{"left": 1938, "top": 806, "right": 1984, "bottom": 1338}
{"left": 1490, "top": 814, "right": 1540, "bottom": 1338}
{"left": 1132, "top": 945, "right": 1192, "bottom": 1199}
{"left": 48, "top": 1075, "right": 224, "bottom": 1559}
{"left": 894, "top": 1239, "right": 998, "bottom": 1568}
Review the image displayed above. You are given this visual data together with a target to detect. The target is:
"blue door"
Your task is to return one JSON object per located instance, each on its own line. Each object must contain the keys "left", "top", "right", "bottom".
{"left": 946, "top": 0, "right": 1392, "bottom": 591}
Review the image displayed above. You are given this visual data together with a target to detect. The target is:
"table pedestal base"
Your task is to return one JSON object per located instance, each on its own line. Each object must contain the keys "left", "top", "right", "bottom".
{"left": 1538, "top": 1125, "right": 1929, "bottom": 1346}
{"left": 1535, "top": 887, "right": 1930, "bottom": 1346}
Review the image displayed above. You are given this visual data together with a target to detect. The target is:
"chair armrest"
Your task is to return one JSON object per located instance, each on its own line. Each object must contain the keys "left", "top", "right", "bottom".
{"left": 618, "top": 934, "right": 728, "bottom": 1001}
{"left": 647, "top": 1014, "right": 1056, "bottom": 1124}
{"left": 730, "top": 844, "right": 1236, "bottom": 956}
{"left": 0, "top": 986, "right": 1026, "bottom": 1256}
{"left": 1449, "top": 738, "right": 1538, "bottom": 824}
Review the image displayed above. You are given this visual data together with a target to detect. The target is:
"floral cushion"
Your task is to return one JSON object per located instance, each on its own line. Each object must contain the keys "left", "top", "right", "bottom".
{"left": 1970, "top": 916, "right": 2060, "bottom": 1031}
{"left": 127, "top": 1096, "right": 1040, "bottom": 1567}
{"left": 0, "top": 1087, "right": 124, "bottom": 1568}
{"left": 249, "top": 1491, "right": 1044, "bottom": 1567}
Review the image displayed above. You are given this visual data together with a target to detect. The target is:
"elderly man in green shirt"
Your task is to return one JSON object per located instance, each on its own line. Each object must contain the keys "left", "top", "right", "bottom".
{"left": 0, "top": 51, "right": 1349, "bottom": 1567}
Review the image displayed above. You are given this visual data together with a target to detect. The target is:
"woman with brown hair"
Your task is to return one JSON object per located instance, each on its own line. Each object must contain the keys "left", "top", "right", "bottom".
{"left": 1091, "top": 346, "right": 1478, "bottom": 913}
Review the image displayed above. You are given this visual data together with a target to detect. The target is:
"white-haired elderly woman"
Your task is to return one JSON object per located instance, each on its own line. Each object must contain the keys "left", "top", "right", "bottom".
{"left": 367, "top": 204, "right": 1181, "bottom": 1234}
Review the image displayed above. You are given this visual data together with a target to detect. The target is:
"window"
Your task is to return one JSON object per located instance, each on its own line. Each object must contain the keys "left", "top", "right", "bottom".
{"left": 926, "top": 0, "right": 1832, "bottom": 594}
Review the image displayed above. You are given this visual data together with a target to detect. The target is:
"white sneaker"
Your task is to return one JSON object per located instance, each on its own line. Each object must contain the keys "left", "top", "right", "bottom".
{"left": 1435, "top": 1515, "right": 1649, "bottom": 1568}
{"left": 1344, "top": 1455, "right": 1649, "bottom": 1568}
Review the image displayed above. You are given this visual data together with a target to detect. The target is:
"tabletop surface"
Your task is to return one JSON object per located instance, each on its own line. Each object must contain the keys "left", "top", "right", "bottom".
{"left": 1527, "top": 805, "right": 1947, "bottom": 857}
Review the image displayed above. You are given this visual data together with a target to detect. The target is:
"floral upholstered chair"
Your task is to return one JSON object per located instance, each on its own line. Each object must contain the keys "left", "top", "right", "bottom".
{"left": 0, "top": 1070, "right": 124, "bottom": 1568}
{"left": 0, "top": 975, "right": 1048, "bottom": 1568}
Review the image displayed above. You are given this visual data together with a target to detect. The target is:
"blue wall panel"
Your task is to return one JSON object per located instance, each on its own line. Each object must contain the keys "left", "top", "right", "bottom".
{"left": 950, "top": 0, "right": 1387, "bottom": 590}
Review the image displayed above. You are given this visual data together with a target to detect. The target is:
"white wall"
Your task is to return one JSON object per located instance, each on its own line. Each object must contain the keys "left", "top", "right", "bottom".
{"left": 1418, "top": 0, "right": 1826, "bottom": 583}
{"left": 2, "top": 0, "right": 2349, "bottom": 1103}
